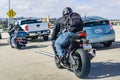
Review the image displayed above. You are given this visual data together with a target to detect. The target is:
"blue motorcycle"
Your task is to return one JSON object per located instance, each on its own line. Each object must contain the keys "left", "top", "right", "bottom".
{"left": 10, "top": 28, "right": 28, "bottom": 49}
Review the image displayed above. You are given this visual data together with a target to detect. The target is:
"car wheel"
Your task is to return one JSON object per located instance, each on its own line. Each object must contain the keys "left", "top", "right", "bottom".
{"left": 31, "top": 36, "right": 38, "bottom": 40}
{"left": 103, "top": 42, "right": 112, "bottom": 47}
{"left": 43, "top": 36, "right": 49, "bottom": 41}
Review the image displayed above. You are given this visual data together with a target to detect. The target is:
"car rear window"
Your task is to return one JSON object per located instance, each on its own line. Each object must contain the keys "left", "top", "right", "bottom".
{"left": 21, "top": 20, "right": 41, "bottom": 25}
{"left": 84, "top": 20, "right": 109, "bottom": 27}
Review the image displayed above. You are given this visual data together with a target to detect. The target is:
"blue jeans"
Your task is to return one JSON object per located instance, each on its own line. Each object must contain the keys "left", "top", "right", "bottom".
{"left": 9, "top": 33, "right": 14, "bottom": 42}
{"left": 54, "top": 32, "right": 75, "bottom": 57}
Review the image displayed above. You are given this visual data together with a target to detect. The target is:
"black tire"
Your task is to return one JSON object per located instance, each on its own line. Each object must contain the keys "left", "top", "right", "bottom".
{"left": 43, "top": 36, "right": 49, "bottom": 41}
{"left": 103, "top": 42, "right": 112, "bottom": 47}
{"left": 31, "top": 36, "right": 38, "bottom": 40}
{"left": 0, "top": 33, "right": 2, "bottom": 39}
{"left": 55, "top": 56, "right": 64, "bottom": 69}
{"left": 10, "top": 39, "right": 14, "bottom": 48}
{"left": 10, "top": 42, "right": 14, "bottom": 48}
{"left": 73, "top": 49, "right": 90, "bottom": 78}
{"left": 16, "top": 45, "right": 22, "bottom": 49}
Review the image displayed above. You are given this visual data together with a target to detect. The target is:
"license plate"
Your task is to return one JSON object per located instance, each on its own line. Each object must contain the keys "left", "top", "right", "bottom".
{"left": 37, "top": 32, "right": 41, "bottom": 34}
{"left": 44, "top": 32, "right": 48, "bottom": 34}
{"left": 83, "top": 44, "right": 92, "bottom": 50}
{"left": 16, "top": 40, "right": 24, "bottom": 42}
{"left": 95, "top": 29, "right": 102, "bottom": 33}
{"left": 29, "top": 33, "right": 36, "bottom": 36}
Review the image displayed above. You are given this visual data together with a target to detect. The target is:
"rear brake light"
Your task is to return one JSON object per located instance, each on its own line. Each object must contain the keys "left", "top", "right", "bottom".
{"left": 48, "top": 23, "right": 51, "bottom": 28}
{"left": 80, "top": 31, "right": 86, "bottom": 37}
{"left": 25, "top": 25, "right": 29, "bottom": 31}
{"left": 109, "top": 22, "right": 113, "bottom": 30}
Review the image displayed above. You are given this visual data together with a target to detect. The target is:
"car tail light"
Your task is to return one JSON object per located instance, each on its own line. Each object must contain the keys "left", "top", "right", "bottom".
{"left": 25, "top": 25, "right": 29, "bottom": 31}
{"left": 109, "top": 22, "right": 113, "bottom": 30}
{"left": 79, "top": 31, "right": 86, "bottom": 38}
{"left": 48, "top": 23, "right": 51, "bottom": 28}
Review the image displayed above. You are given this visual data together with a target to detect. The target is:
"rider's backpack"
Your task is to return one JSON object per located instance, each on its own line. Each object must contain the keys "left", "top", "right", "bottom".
{"left": 62, "top": 12, "right": 83, "bottom": 33}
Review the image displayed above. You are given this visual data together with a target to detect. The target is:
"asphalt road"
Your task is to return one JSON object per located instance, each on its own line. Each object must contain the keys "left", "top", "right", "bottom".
{"left": 0, "top": 26, "right": 120, "bottom": 80}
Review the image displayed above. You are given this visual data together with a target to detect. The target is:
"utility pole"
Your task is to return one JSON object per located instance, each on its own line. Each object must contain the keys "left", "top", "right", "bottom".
{"left": 8, "top": 0, "right": 10, "bottom": 28}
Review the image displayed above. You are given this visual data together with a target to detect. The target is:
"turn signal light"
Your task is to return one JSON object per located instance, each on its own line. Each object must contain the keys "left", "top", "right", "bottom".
{"left": 25, "top": 25, "right": 29, "bottom": 31}
{"left": 48, "top": 23, "right": 51, "bottom": 28}
{"left": 80, "top": 31, "right": 86, "bottom": 37}
{"left": 109, "top": 22, "right": 113, "bottom": 30}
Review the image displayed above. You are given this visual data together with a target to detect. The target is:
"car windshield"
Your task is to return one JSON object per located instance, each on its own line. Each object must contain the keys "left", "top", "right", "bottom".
{"left": 84, "top": 20, "right": 109, "bottom": 27}
{"left": 82, "top": 16, "right": 109, "bottom": 27}
{"left": 21, "top": 20, "right": 40, "bottom": 25}
{"left": 82, "top": 16, "right": 105, "bottom": 22}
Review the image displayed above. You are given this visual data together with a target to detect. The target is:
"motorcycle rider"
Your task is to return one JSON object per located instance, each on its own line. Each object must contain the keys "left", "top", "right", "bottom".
{"left": 8, "top": 22, "right": 21, "bottom": 42}
{"left": 51, "top": 7, "right": 84, "bottom": 61}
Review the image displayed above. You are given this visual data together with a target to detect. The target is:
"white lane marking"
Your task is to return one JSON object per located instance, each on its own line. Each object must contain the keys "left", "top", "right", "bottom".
{"left": 35, "top": 50, "right": 54, "bottom": 57}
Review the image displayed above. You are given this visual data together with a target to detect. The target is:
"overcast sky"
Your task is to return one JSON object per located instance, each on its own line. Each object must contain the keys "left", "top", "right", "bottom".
{"left": 0, "top": 0, "right": 120, "bottom": 19}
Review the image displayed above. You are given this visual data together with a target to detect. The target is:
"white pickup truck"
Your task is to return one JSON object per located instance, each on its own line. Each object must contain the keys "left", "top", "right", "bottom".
{"left": 16, "top": 19, "right": 51, "bottom": 41}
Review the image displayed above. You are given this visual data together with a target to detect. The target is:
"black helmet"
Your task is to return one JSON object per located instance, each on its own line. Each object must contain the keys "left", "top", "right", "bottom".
{"left": 63, "top": 7, "right": 73, "bottom": 16}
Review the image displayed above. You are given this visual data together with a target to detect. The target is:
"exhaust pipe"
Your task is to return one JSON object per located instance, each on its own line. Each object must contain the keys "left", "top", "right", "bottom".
{"left": 88, "top": 48, "right": 96, "bottom": 60}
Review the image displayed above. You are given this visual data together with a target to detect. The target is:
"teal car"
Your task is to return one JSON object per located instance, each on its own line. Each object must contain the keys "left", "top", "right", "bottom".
{"left": 82, "top": 16, "right": 115, "bottom": 47}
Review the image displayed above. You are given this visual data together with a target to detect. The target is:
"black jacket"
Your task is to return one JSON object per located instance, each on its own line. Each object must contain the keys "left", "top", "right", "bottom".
{"left": 51, "top": 17, "right": 66, "bottom": 40}
{"left": 51, "top": 15, "right": 83, "bottom": 40}
{"left": 8, "top": 25, "right": 20, "bottom": 34}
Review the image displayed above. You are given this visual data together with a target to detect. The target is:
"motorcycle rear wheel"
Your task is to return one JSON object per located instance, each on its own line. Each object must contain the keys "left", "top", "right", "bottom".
{"left": 73, "top": 49, "right": 90, "bottom": 78}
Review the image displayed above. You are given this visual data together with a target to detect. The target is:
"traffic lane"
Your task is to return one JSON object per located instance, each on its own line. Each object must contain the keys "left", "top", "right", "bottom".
{"left": 89, "top": 61, "right": 120, "bottom": 79}
{"left": 88, "top": 42, "right": 120, "bottom": 79}
{"left": 0, "top": 26, "right": 119, "bottom": 80}
{"left": 30, "top": 38, "right": 120, "bottom": 79}
{"left": 0, "top": 39, "right": 81, "bottom": 80}
{"left": 0, "top": 37, "right": 120, "bottom": 80}
{"left": 34, "top": 41, "right": 120, "bottom": 79}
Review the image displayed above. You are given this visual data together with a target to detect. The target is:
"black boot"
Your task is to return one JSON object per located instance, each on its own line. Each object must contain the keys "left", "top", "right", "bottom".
{"left": 58, "top": 55, "right": 64, "bottom": 62}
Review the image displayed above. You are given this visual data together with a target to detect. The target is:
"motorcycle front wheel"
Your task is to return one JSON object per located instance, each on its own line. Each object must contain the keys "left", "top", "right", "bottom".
{"left": 10, "top": 38, "right": 14, "bottom": 48}
{"left": 73, "top": 49, "right": 90, "bottom": 78}
{"left": 16, "top": 45, "right": 22, "bottom": 49}
{"left": 54, "top": 55, "right": 64, "bottom": 69}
